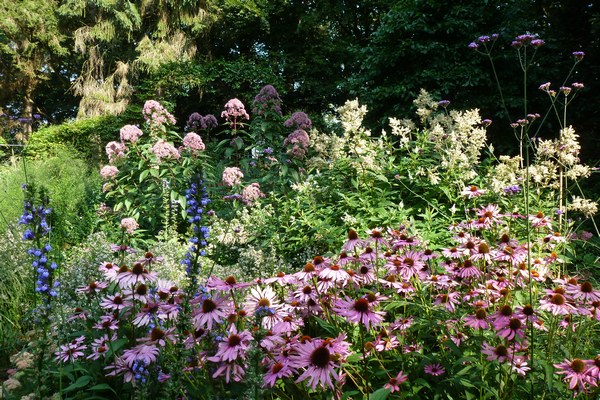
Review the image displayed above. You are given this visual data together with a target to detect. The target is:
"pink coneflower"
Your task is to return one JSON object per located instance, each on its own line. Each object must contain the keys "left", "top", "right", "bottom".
{"left": 291, "top": 284, "right": 318, "bottom": 304}
{"left": 342, "top": 229, "right": 365, "bottom": 252}
{"left": 477, "top": 204, "right": 503, "bottom": 225}
{"left": 55, "top": 336, "right": 87, "bottom": 363}
{"left": 87, "top": 334, "right": 116, "bottom": 360}
{"left": 76, "top": 280, "right": 108, "bottom": 294}
{"left": 390, "top": 317, "right": 414, "bottom": 331}
{"left": 332, "top": 296, "right": 385, "bottom": 330}
{"left": 289, "top": 337, "right": 344, "bottom": 390}
{"left": 495, "top": 317, "right": 525, "bottom": 341}
{"left": 212, "top": 361, "right": 246, "bottom": 383}
{"left": 337, "top": 252, "right": 357, "bottom": 266}
{"left": 272, "top": 315, "right": 304, "bottom": 335}
{"left": 470, "top": 242, "right": 493, "bottom": 263}
{"left": 262, "top": 360, "right": 295, "bottom": 388}
{"left": 490, "top": 305, "right": 514, "bottom": 330}
{"left": 529, "top": 211, "right": 553, "bottom": 229}
{"left": 567, "top": 281, "right": 600, "bottom": 303}
{"left": 433, "top": 292, "right": 460, "bottom": 312}
{"left": 121, "top": 344, "right": 160, "bottom": 367}
{"left": 424, "top": 363, "right": 445, "bottom": 376}
{"left": 206, "top": 275, "right": 253, "bottom": 291}
{"left": 384, "top": 371, "right": 408, "bottom": 393}
{"left": 117, "top": 262, "right": 158, "bottom": 288}
{"left": 132, "top": 301, "right": 160, "bottom": 327}
{"left": 143, "top": 326, "right": 177, "bottom": 347}
{"left": 293, "top": 262, "right": 319, "bottom": 282}
{"left": 463, "top": 308, "right": 490, "bottom": 330}
{"left": 511, "top": 355, "right": 531, "bottom": 376}
{"left": 319, "top": 264, "right": 350, "bottom": 284}
{"left": 461, "top": 185, "right": 486, "bottom": 198}
{"left": 457, "top": 259, "right": 482, "bottom": 279}
{"left": 442, "top": 246, "right": 466, "bottom": 259}
{"left": 208, "top": 326, "right": 253, "bottom": 363}
{"left": 554, "top": 358, "right": 596, "bottom": 393}
{"left": 481, "top": 342, "right": 513, "bottom": 363}
{"left": 94, "top": 314, "right": 119, "bottom": 331}
{"left": 373, "top": 334, "right": 400, "bottom": 352}
{"left": 100, "top": 293, "right": 131, "bottom": 311}
{"left": 365, "top": 227, "right": 389, "bottom": 248}
{"left": 245, "top": 286, "right": 284, "bottom": 329}
{"left": 539, "top": 293, "right": 575, "bottom": 315}
{"left": 264, "top": 271, "right": 296, "bottom": 286}
{"left": 192, "top": 292, "right": 233, "bottom": 330}
{"left": 355, "top": 265, "right": 377, "bottom": 285}
{"left": 99, "top": 262, "right": 119, "bottom": 280}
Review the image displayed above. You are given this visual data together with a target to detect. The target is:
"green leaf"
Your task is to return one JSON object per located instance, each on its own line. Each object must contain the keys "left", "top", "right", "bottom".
{"left": 139, "top": 169, "right": 150, "bottom": 182}
{"left": 87, "top": 383, "right": 116, "bottom": 393}
{"left": 369, "top": 388, "right": 390, "bottom": 400}
{"left": 63, "top": 375, "right": 91, "bottom": 392}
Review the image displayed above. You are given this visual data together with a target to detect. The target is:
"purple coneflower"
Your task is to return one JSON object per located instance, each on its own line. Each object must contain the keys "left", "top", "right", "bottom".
{"left": 192, "top": 292, "right": 233, "bottom": 330}
{"left": 554, "top": 358, "right": 596, "bottom": 394}
{"left": 342, "top": 229, "right": 365, "bottom": 252}
{"left": 262, "top": 360, "right": 295, "bottom": 388}
{"left": 463, "top": 308, "right": 490, "bottom": 330}
{"left": 289, "top": 337, "right": 345, "bottom": 390}
{"left": 206, "top": 275, "right": 253, "bottom": 291}
{"left": 424, "top": 363, "right": 445, "bottom": 376}
{"left": 208, "top": 326, "right": 253, "bottom": 363}
{"left": 482, "top": 342, "right": 513, "bottom": 363}
{"left": 384, "top": 371, "right": 408, "bottom": 393}
{"left": 332, "top": 296, "right": 385, "bottom": 330}
{"left": 55, "top": 336, "right": 87, "bottom": 363}
{"left": 461, "top": 185, "right": 486, "bottom": 198}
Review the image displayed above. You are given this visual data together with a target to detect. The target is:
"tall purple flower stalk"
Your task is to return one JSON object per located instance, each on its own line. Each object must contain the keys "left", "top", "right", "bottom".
{"left": 19, "top": 183, "right": 59, "bottom": 319}
{"left": 181, "top": 176, "right": 211, "bottom": 290}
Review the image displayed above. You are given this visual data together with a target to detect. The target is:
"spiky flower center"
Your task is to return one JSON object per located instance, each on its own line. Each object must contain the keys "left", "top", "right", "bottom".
{"left": 132, "top": 263, "right": 144, "bottom": 275}
{"left": 145, "top": 252, "right": 154, "bottom": 259}
{"left": 475, "top": 308, "right": 487, "bottom": 320}
{"left": 404, "top": 258, "right": 414, "bottom": 267}
{"left": 478, "top": 243, "right": 490, "bottom": 254}
{"left": 500, "top": 234, "right": 510, "bottom": 243}
{"left": 310, "top": 346, "right": 331, "bottom": 368}
{"left": 348, "top": 229, "right": 359, "bottom": 240}
{"left": 202, "top": 299, "right": 217, "bottom": 313}
{"left": 304, "top": 263, "right": 315, "bottom": 273}
{"left": 331, "top": 264, "right": 340, "bottom": 271}
{"left": 228, "top": 334, "right": 242, "bottom": 347}
{"left": 225, "top": 276, "right": 237, "bottom": 285}
{"left": 151, "top": 327, "right": 165, "bottom": 341}
{"left": 500, "top": 305, "right": 513, "bottom": 316}
{"left": 135, "top": 284, "right": 148, "bottom": 296}
{"left": 258, "top": 298, "right": 271, "bottom": 307}
{"left": 272, "top": 363, "right": 284, "bottom": 374}
{"left": 276, "top": 271, "right": 285, "bottom": 278}
{"left": 509, "top": 318, "right": 522, "bottom": 330}
{"left": 523, "top": 304, "right": 534, "bottom": 316}
{"left": 571, "top": 359, "right": 585, "bottom": 373}
{"left": 113, "top": 295, "right": 123, "bottom": 305}
{"left": 495, "top": 345, "right": 508, "bottom": 357}
{"left": 366, "top": 293, "right": 377, "bottom": 303}
{"left": 551, "top": 294, "right": 565, "bottom": 305}
{"left": 302, "top": 286, "right": 312, "bottom": 294}
{"left": 463, "top": 259, "right": 473, "bottom": 268}
{"left": 581, "top": 281, "right": 593, "bottom": 293}
{"left": 354, "top": 298, "right": 370, "bottom": 312}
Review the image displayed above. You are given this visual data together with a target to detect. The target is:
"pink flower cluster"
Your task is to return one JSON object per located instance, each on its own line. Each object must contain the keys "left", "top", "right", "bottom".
{"left": 283, "top": 129, "right": 310, "bottom": 159}
{"left": 221, "top": 98, "right": 249, "bottom": 128}
{"left": 284, "top": 111, "right": 312, "bottom": 130}
{"left": 100, "top": 165, "right": 119, "bottom": 180}
{"left": 242, "top": 183, "right": 265, "bottom": 206}
{"left": 120, "top": 217, "right": 139, "bottom": 234}
{"left": 151, "top": 140, "right": 180, "bottom": 163}
{"left": 119, "top": 125, "right": 143, "bottom": 143}
{"left": 222, "top": 166, "right": 244, "bottom": 187}
{"left": 142, "top": 100, "right": 176, "bottom": 126}
{"left": 182, "top": 132, "right": 205, "bottom": 152}
{"left": 105, "top": 141, "right": 127, "bottom": 163}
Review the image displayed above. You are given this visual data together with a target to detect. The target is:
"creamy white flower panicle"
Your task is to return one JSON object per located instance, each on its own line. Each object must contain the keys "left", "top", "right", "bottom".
{"left": 568, "top": 196, "right": 598, "bottom": 217}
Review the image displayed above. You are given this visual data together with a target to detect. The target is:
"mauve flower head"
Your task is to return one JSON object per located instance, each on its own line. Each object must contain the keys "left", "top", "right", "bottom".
{"left": 203, "top": 114, "right": 218, "bottom": 129}
{"left": 183, "top": 132, "right": 205, "bottom": 152}
{"left": 221, "top": 98, "right": 249, "bottom": 123}
{"left": 560, "top": 86, "right": 572, "bottom": 96}
{"left": 531, "top": 39, "right": 545, "bottom": 47}
{"left": 222, "top": 167, "right": 244, "bottom": 187}
{"left": 119, "top": 125, "right": 143, "bottom": 143}
{"left": 100, "top": 165, "right": 119, "bottom": 180}
{"left": 438, "top": 100, "right": 450, "bottom": 108}
{"left": 283, "top": 129, "right": 310, "bottom": 149}
{"left": 468, "top": 42, "right": 479, "bottom": 50}
{"left": 284, "top": 111, "right": 312, "bottom": 130}
{"left": 106, "top": 141, "right": 127, "bottom": 163}
{"left": 539, "top": 82, "right": 551, "bottom": 91}
{"left": 242, "top": 183, "right": 265, "bottom": 206}
{"left": 120, "top": 217, "right": 139, "bottom": 234}
{"left": 143, "top": 100, "right": 176, "bottom": 126}
{"left": 253, "top": 84, "right": 283, "bottom": 116}
{"left": 481, "top": 119, "right": 492, "bottom": 127}
{"left": 151, "top": 140, "right": 180, "bottom": 163}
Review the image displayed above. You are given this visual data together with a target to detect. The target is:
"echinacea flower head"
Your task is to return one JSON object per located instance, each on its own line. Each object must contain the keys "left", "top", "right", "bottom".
{"left": 554, "top": 358, "right": 596, "bottom": 393}
{"left": 208, "top": 325, "right": 253, "bottom": 363}
{"left": 262, "top": 360, "right": 295, "bottom": 388}
{"left": 482, "top": 342, "right": 513, "bottom": 363}
{"left": 384, "top": 371, "right": 408, "bottom": 393}
{"left": 424, "top": 363, "right": 445, "bottom": 376}
{"left": 464, "top": 308, "right": 489, "bottom": 330}
{"left": 461, "top": 185, "right": 486, "bottom": 198}
{"left": 55, "top": 336, "right": 87, "bottom": 363}
{"left": 332, "top": 296, "right": 385, "bottom": 330}
{"left": 289, "top": 337, "right": 345, "bottom": 390}
{"left": 192, "top": 292, "right": 233, "bottom": 330}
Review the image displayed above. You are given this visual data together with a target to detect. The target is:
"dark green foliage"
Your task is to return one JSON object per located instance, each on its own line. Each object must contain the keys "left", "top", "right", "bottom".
{"left": 22, "top": 114, "right": 134, "bottom": 164}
